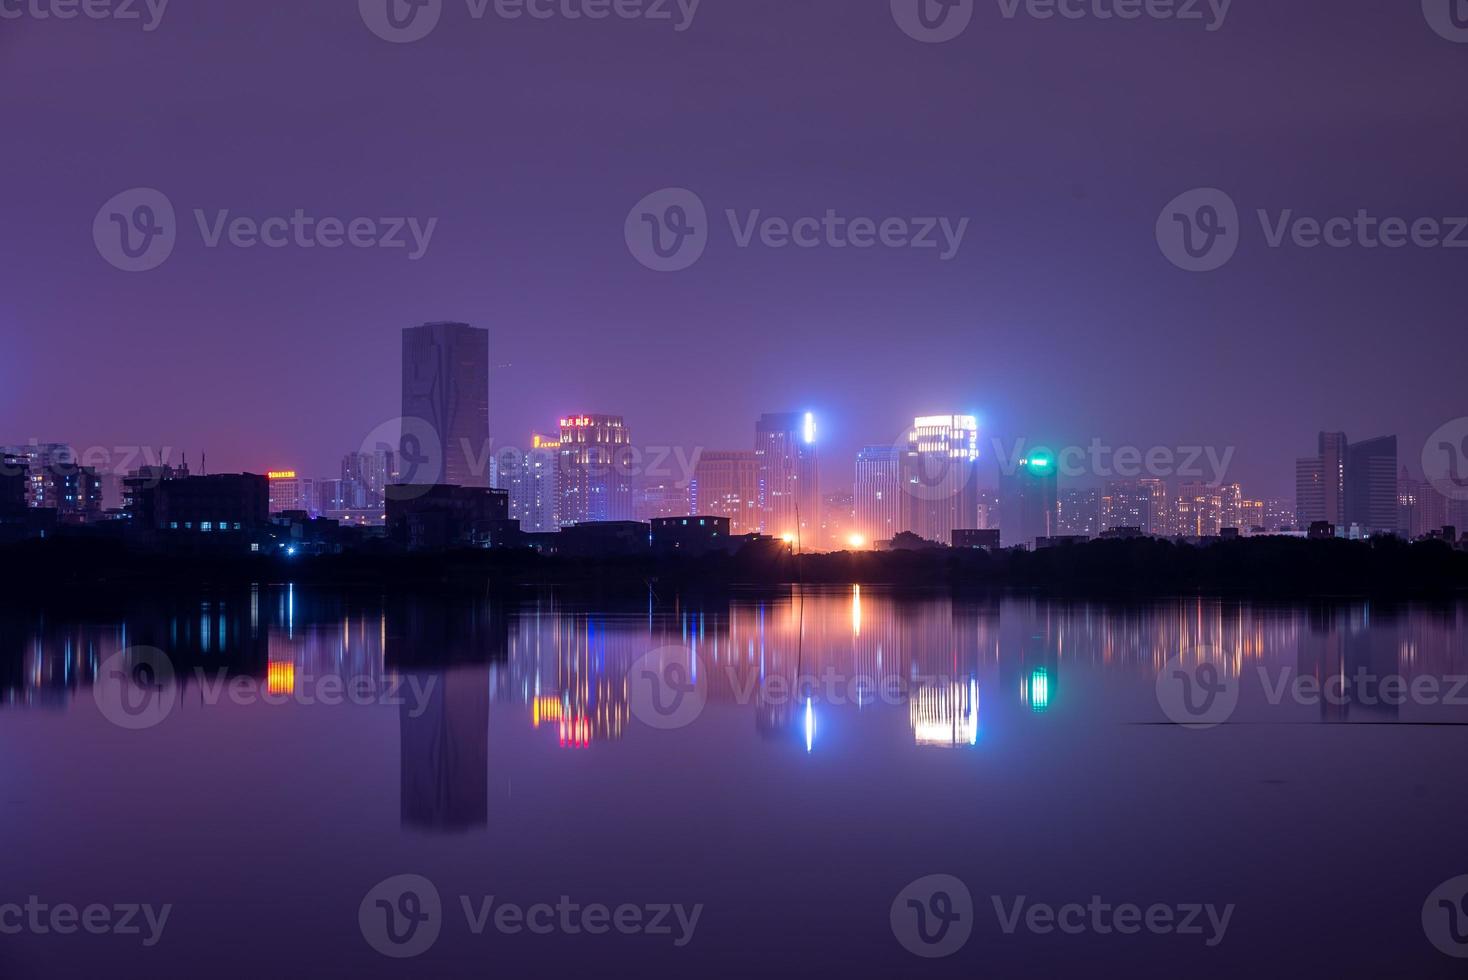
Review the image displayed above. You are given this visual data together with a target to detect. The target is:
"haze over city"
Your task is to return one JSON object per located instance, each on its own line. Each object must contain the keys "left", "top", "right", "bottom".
{"left": 4, "top": 0, "right": 1466, "bottom": 500}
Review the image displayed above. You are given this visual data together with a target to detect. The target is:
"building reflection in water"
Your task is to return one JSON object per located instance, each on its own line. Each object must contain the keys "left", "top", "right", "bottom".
{"left": 4, "top": 591, "right": 1468, "bottom": 789}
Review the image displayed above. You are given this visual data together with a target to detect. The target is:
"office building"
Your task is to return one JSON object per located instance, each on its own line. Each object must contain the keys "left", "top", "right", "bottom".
{"left": 650, "top": 515, "right": 732, "bottom": 556}
{"left": 557, "top": 414, "right": 634, "bottom": 525}
{"left": 854, "top": 445, "right": 903, "bottom": 544}
{"left": 755, "top": 412, "right": 819, "bottom": 544}
{"left": 1346, "top": 435, "right": 1399, "bottom": 535}
{"left": 148, "top": 474, "right": 270, "bottom": 532}
{"left": 401, "top": 322, "right": 490, "bottom": 488}
{"left": 999, "top": 452, "right": 1059, "bottom": 549}
{"left": 1298, "top": 431, "right": 1399, "bottom": 536}
{"left": 690, "top": 450, "right": 760, "bottom": 534}
{"left": 902, "top": 415, "right": 980, "bottom": 545}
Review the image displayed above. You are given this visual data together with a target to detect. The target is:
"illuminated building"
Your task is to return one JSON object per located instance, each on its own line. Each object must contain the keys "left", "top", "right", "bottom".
{"left": 854, "top": 445, "right": 902, "bottom": 544}
{"left": 999, "top": 451, "right": 1058, "bottom": 549}
{"left": 340, "top": 449, "right": 396, "bottom": 509}
{"left": 401, "top": 321, "right": 491, "bottom": 488}
{"left": 690, "top": 450, "right": 760, "bottom": 533}
{"left": 1297, "top": 432, "right": 1399, "bottom": 536}
{"left": 494, "top": 435, "right": 560, "bottom": 532}
{"left": 902, "top": 415, "right": 980, "bottom": 544}
{"left": 1264, "top": 497, "right": 1297, "bottom": 532}
{"left": 754, "top": 412, "right": 819, "bottom": 544}
{"left": 1177, "top": 482, "right": 1224, "bottom": 537}
{"left": 0, "top": 454, "right": 26, "bottom": 518}
{"left": 557, "top": 414, "right": 634, "bottom": 525}
{"left": 267, "top": 471, "right": 306, "bottom": 514}
{"left": 0, "top": 443, "right": 102, "bottom": 519}
{"left": 1057, "top": 487, "right": 1100, "bottom": 537}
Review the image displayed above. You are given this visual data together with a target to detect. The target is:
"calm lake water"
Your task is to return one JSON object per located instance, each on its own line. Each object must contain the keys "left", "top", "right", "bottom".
{"left": 3, "top": 586, "right": 1468, "bottom": 978}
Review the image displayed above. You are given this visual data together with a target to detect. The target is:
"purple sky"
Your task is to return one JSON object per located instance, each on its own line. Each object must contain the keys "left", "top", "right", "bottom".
{"left": 2, "top": 0, "right": 1463, "bottom": 499}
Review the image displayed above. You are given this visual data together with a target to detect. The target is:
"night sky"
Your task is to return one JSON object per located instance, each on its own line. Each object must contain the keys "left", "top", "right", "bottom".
{"left": 2, "top": 0, "right": 1463, "bottom": 498}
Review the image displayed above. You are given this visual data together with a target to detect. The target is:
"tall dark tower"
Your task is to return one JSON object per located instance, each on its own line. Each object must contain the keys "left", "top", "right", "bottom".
{"left": 401, "top": 322, "right": 490, "bottom": 488}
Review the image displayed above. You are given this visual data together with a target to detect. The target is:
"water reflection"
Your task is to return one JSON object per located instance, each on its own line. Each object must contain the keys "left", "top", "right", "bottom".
{"left": 4, "top": 589, "right": 1468, "bottom": 765}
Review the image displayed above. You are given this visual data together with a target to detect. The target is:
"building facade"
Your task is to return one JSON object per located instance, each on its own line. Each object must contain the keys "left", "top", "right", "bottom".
{"left": 557, "top": 415, "right": 633, "bottom": 525}
{"left": 754, "top": 412, "right": 819, "bottom": 544}
{"left": 690, "top": 450, "right": 760, "bottom": 534}
{"left": 401, "top": 322, "right": 490, "bottom": 488}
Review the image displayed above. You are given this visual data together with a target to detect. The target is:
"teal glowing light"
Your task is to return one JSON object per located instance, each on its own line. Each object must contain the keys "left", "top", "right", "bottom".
{"left": 1028, "top": 668, "right": 1051, "bottom": 712}
{"left": 1026, "top": 453, "right": 1053, "bottom": 474}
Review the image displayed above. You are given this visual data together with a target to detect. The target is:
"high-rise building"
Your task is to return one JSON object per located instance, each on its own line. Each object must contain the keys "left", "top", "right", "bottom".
{"left": 1297, "top": 431, "right": 1347, "bottom": 526}
{"left": 999, "top": 452, "right": 1059, "bottom": 549}
{"left": 267, "top": 471, "right": 308, "bottom": 514}
{"left": 690, "top": 450, "right": 760, "bottom": 534}
{"left": 341, "top": 450, "right": 396, "bottom": 509}
{"left": 557, "top": 415, "right": 633, "bottom": 525}
{"left": 1057, "top": 488, "right": 1101, "bottom": 537}
{"left": 401, "top": 322, "right": 490, "bottom": 488}
{"left": 901, "top": 415, "right": 979, "bottom": 544}
{"left": 754, "top": 412, "right": 819, "bottom": 543}
{"left": 821, "top": 491, "right": 855, "bottom": 548}
{"left": 1346, "top": 435, "right": 1398, "bottom": 535}
{"left": 636, "top": 480, "right": 691, "bottom": 523}
{"left": 1298, "top": 432, "right": 1399, "bottom": 536}
{"left": 854, "top": 445, "right": 903, "bottom": 544}
{"left": 1264, "top": 498, "right": 1297, "bottom": 532}
{"left": 493, "top": 435, "right": 560, "bottom": 532}
{"left": 1176, "top": 482, "right": 1224, "bottom": 537}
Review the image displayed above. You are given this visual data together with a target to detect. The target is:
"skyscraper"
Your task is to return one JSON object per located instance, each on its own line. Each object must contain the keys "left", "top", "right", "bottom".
{"left": 901, "top": 415, "right": 980, "bottom": 544}
{"left": 1057, "top": 488, "right": 1101, "bottom": 537}
{"left": 690, "top": 450, "right": 760, "bottom": 533}
{"left": 557, "top": 414, "right": 633, "bottom": 525}
{"left": 401, "top": 322, "right": 490, "bottom": 488}
{"left": 854, "top": 445, "right": 903, "bottom": 544}
{"left": 755, "top": 412, "right": 819, "bottom": 543}
{"left": 1346, "top": 435, "right": 1398, "bottom": 535}
{"left": 999, "top": 452, "right": 1059, "bottom": 549}
{"left": 1297, "top": 432, "right": 1399, "bottom": 536}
